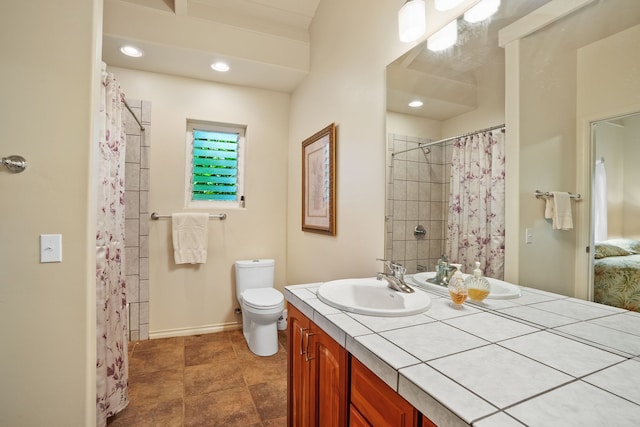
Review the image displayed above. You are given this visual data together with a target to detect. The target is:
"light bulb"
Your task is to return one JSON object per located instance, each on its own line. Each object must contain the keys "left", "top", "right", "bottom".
{"left": 434, "top": 0, "right": 464, "bottom": 12}
{"left": 427, "top": 20, "right": 458, "bottom": 52}
{"left": 398, "top": 0, "right": 426, "bottom": 43}
{"left": 464, "top": 0, "right": 501, "bottom": 23}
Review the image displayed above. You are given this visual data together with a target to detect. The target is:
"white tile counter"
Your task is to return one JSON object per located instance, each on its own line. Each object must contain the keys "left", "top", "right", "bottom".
{"left": 285, "top": 280, "right": 640, "bottom": 426}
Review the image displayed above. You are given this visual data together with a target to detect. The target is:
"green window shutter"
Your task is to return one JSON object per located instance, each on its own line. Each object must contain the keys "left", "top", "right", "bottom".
{"left": 191, "top": 129, "right": 239, "bottom": 201}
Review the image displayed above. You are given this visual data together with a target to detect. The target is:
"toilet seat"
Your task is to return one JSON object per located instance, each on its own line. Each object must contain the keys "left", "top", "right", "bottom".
{"left": 242, "top": 288, "right": 284, "bottom": 310}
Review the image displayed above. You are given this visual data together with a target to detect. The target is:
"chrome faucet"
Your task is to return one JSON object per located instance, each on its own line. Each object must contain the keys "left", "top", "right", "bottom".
{"left": 376, "top": 259, "right": 414, "bottom": 293}
{"left": 430, "top": 255, "right": 458, "bottom": 286}
{"left": 443, "top": 264, "right": 458, "bottom": 285}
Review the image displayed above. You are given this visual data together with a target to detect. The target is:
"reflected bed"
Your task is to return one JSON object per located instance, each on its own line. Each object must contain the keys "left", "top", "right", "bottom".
{"left": 593, "top": 239, "right": 640, "bottom": 312}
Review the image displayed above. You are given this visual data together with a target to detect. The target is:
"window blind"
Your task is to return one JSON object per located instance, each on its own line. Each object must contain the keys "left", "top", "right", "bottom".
{"left": 191, "top": 129, "right": 239, "bottom": 201}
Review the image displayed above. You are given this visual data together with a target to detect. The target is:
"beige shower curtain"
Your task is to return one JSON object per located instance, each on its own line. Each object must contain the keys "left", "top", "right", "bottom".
{"left": 96, "top": 65, "right": 129, "bottom": 426}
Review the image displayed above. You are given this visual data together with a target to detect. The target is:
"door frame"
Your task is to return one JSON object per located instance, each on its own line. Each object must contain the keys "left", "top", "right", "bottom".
{"left": 574, "top": 104, "right": 640, "bottom": 300}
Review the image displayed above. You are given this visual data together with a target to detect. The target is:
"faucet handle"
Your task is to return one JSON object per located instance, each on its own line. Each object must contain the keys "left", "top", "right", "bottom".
{"left": 376, "top": 258, "right": 406, "bottom": 275}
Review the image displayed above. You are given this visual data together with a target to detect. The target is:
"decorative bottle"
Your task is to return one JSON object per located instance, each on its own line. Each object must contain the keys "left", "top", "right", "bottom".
{"left": 448, "top": 270, "right": 467, "bottom": 306}
{"left": 465, "top": 261, "right": 491, "bottom": 302}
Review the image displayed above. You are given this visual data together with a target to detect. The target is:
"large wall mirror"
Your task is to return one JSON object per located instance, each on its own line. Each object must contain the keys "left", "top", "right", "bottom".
{"left": 385, "top": 0, "right": 640, "bottom": 310}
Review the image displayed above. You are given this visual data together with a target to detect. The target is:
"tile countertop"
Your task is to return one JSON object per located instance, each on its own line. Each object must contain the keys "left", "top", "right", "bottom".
{"left": 284, "top": 279, "right": 640, "bottom": 427}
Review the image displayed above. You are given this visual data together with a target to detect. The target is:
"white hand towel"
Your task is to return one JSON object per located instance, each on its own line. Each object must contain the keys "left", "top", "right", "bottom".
{"left": 544, "top": 196, "right": 553, "bottom": 219}
{"left": 172, "top": 213, "right": 209, "bottom": 264}
{"left": 551, "top": 192, "right": 573, "bottom": 230}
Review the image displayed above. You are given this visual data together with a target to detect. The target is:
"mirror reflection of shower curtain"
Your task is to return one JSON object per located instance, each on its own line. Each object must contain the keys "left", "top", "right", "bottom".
{"left": 594, "top": 158, "right": 607, "bottom": 241}
{"left": 446, "top": 129, "right": 505, "bottom": 279}
{"left": 96, "top": 64, "right": 129, "bottom": 426}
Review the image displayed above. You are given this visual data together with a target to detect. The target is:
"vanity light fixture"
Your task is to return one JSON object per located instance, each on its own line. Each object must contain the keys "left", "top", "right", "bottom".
{"left": 427, "top": 19, "right": 458, "bottom": 52}
{"left": 398, "top": 0, "right": 426, "bottom": 43}
{"left": 434, "top": 0, "right": 464, "bottom": 11}
{"left": 120, "top": 45, "right": 143, "bottom": 58}
{"left": 210, "top": 61, "right": 230, "bottom": 72}
{"left": 408, "top": 100, "right": 424, "bottom": 108}
{"left": 464, "top": 0, "right": 501, "bottom": 23}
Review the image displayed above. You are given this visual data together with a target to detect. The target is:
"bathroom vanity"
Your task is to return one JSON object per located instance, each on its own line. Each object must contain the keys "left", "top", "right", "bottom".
{"left": 286, "top": 280, "right": 640, "bottom": 426}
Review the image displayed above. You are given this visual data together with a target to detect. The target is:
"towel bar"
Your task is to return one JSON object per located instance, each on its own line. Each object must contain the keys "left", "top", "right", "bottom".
{"left": 1, "top": 155, "right": 27, "bottom": 173}
{"left": 534, "top": 190, "right": 581, "bottom": 200}
{"left": 151, "top": 212, "right": 227, "bottom": 220}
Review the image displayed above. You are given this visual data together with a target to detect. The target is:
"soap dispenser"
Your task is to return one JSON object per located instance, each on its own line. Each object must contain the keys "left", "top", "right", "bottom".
{"left": 465, "top": 261, "right": 491, "bottom": 302}
{"left": 448, "top": 270, "right": 467, "bottom": 306}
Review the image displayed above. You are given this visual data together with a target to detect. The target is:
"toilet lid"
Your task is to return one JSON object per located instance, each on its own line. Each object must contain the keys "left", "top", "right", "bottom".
{"left": 242, "top": 288, "right": 284, "bottom": 309}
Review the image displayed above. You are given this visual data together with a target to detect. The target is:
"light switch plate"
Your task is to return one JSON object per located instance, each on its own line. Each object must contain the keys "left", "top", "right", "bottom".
{"left": 41, "top": 234, "right": 62, "bottom": 263}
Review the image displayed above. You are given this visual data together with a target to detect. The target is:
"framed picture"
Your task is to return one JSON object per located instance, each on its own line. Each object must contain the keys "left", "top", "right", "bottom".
{"left": 302, "top": 123, "right": 336, "bottom": 235}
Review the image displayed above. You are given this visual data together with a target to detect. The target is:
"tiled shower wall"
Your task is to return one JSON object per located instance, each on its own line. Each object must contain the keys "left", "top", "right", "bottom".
{"left": 124, "top": 99, "right": 151, "bottom": 341}
{"left": 385, "top": 133, "right": 452, "bottom": 274}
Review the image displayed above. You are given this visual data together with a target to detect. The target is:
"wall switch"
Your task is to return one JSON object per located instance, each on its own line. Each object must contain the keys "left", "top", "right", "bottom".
{"left": 525, "top": 228, "right": 533, "bottom": 245}
{"left": 40, "top": 234, "right": 62, "bottom": 263}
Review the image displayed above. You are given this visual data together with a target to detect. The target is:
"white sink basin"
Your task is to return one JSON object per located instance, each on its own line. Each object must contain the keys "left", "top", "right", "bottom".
{"left": 410, "top": 272, "right": 521, "bottom": 299}
{"left": 316, "top": 277, "right": 432, "bottom": 317}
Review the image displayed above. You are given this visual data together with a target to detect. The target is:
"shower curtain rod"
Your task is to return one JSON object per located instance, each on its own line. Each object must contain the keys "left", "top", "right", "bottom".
{"left": 123, "top": 99, "right": 145, "bottom": 132}
{"left": 391, "top": 123, "right": 505, "bottom": 156}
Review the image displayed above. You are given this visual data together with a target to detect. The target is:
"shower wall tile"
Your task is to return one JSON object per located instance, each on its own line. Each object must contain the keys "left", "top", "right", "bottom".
{"left": 125, "top": 247, "right": 140, "bottom": 275}
{"left": 125, "top": 219, "right": 139, "bottom": 247}
{"left": 407, "top": 181, "right": 419, "bottom": 201}
{"left": 141, "top": 146, "right": 151, "bottom": 169}
{"left": 125, "top": 192, "right": 140, "bottom": 219}
{"left": 387, "top": 133, "right": 453, "bottom": 275}
{"left": 127, "top": 275, "right": 140, "bottom": 303}
{"left": 125, "top": 135, "right": 141, "bottom": 163}
{"left": 140, "top": 279, "right": 149, "bottom": 302}
{"left": 125, "top": 98, "right": 151, "bottom": 340}
{"left": 406, "top": 201, "right": 419, "bottom": 221}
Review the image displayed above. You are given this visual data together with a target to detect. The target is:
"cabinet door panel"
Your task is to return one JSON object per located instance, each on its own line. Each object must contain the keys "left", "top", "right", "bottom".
{"left": 350, "top": 404, "right": 372, "bottom": 427}
{"left": 287, "top": 305, "right": 310, "bottom": 427}
{"left": 351, "top": 357, "right": 419, "bottom": 427}
{"left": 309, "top": 325, "right": 348, "bottom": 427}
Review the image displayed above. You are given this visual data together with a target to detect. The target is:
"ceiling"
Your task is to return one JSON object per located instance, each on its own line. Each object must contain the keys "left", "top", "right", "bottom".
{"left": 102, "top": 0, "right": 321, "bottom": 92}
{"left": 386, "top": 0, "right": 551, "bottom": 120}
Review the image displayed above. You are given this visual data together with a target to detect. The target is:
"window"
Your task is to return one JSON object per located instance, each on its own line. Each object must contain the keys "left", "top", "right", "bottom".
{"left": 186, "top": 120, "right": 245, "bottom": 208}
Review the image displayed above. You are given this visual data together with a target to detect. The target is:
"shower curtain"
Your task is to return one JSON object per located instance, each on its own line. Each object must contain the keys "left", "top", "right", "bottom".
{"left": 447, "top": 129, "right": 505, "bottom": 279}
{"left": 96, "top": 65, "right": 129, "bottom": 426}
{"left": 594, "top": 159, "right": 607, "bottom": 242}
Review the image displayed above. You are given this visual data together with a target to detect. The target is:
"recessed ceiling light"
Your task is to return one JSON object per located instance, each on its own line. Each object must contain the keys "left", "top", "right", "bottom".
{"left": 120, "top": 45, "right": 143, "bottom": 58}
{"left": 211, "top": 62, "right": 230, "bottom": 72}
{"left": 409, "top": 100, "right": 424, "bottom": 108}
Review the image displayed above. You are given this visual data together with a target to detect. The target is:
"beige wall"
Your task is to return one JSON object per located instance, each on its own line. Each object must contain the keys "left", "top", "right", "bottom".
{"left": 286, "top": 0, "right": 478, "bottom": 284}
{"left": 0, "top": 0, "right": 101, "bottom": 425}
{"left": 109, "top": 67, "right": 290, "bottom": 337}
{"left": 511, "top": 19, "right": 640, "bottom": 296}
{"left": 578, "top": 24, "right": 640, "bottom": 242}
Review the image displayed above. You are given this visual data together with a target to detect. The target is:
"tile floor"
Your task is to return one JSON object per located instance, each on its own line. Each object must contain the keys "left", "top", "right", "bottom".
{"left": 107, "top": 329, "right": 288, "bottom": 427}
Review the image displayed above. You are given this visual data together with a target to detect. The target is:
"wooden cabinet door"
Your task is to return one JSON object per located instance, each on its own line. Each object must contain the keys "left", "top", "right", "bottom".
{"left": 422, "top": 415, "right": 438, "bottom": 427}
{"left": 287, "top": 304, "right": 311, "bottom": 427}
{"left": 308, "top": 322, "right": 348, "bottom": 427}
{"left": 349, "top": 404, "right": 372, "bottom": 427}
{"left": 350, "top": 357, "right": 419, "bottom": 427}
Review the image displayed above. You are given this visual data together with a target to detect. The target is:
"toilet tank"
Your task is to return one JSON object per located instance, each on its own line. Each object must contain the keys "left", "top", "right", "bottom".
{"left": 235, "top": 259, "right": 275, "bottom": 297}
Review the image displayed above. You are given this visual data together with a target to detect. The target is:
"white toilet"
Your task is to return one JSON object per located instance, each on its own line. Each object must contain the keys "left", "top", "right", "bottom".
{"left": 235, "top": 259, "right": 284, "bottom": 356}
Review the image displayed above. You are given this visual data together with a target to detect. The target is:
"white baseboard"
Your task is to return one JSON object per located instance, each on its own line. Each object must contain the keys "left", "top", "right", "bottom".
{"left": 149, "top": 321, "right": 242, "bottom": 339}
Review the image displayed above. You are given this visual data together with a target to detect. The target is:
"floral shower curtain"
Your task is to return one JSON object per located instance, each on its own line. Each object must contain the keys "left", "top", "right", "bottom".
{"left": 96, "top": 64, "right": 129, "bottom": 426}
{"left": 446, "top": 129, "right": 505, "bottom": 279}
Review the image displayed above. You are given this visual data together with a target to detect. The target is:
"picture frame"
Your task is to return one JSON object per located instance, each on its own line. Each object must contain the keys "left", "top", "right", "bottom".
{"left": 302, "top": 123, "right": 336, "bottom": 235}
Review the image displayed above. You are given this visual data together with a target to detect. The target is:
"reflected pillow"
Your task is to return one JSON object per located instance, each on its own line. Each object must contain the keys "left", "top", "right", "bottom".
{"left": 604, "top": 238, "right": 640, "bottom": 253}
{"left": 594, "top": 242, "right": 635, "bottom": 259}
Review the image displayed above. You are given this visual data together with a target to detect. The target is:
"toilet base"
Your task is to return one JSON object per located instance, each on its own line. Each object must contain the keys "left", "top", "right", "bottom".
{"left": 244, "top": 320, "right": 279, "bottom": 356}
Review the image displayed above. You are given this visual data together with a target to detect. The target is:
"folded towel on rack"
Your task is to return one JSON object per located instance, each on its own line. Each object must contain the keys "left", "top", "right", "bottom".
{"left": 550, "top": 192, "right": 573, "bottom": 230}
{"left": 172, "top": 213, "right": 209, "bottom": 264}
